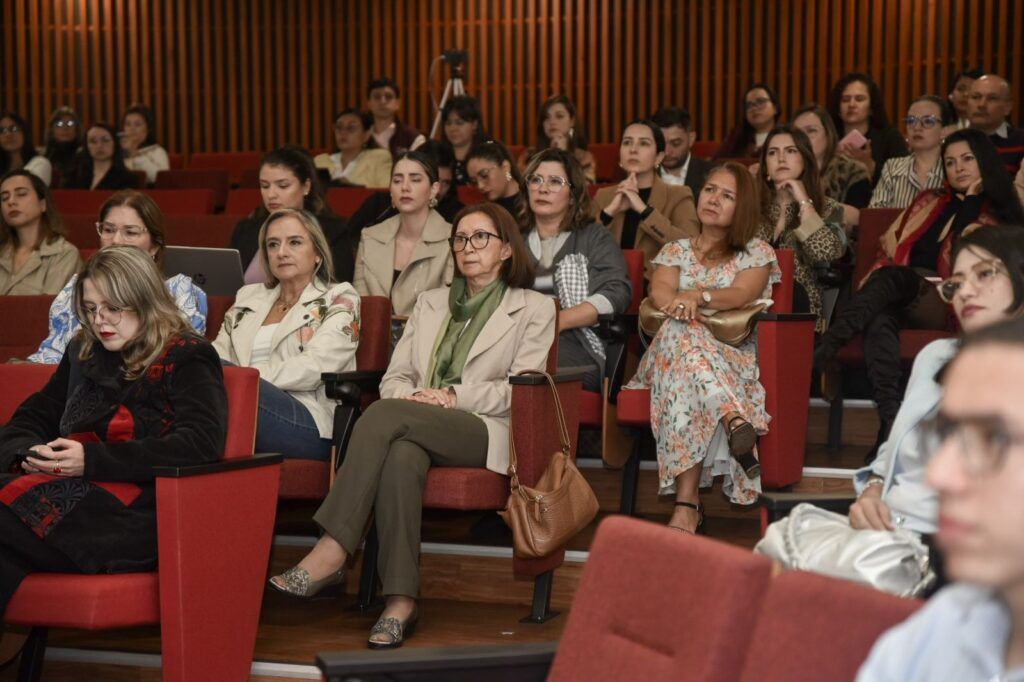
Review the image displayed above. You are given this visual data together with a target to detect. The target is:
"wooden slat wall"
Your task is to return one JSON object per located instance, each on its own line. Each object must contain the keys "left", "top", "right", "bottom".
{"left": 3, "top": 0, "right": 1022, "bottom": 158}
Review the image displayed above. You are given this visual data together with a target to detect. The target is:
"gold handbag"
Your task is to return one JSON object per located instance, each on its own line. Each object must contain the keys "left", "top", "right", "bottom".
{"left": 498, "top": 370, "right": 600, "bottom": 559}
{"left": 638, "top": 297, "right": 773, "bottom": 348}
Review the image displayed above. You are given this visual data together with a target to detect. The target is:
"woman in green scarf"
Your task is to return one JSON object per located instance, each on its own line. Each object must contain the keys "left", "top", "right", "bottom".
{"left": 270, "top": 202, "right": 556, "bottom": 649}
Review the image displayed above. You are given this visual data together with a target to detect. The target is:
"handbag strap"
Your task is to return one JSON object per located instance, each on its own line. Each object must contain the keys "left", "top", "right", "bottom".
{"left": 507, "top": 369, "right": 571, "bottom": 490}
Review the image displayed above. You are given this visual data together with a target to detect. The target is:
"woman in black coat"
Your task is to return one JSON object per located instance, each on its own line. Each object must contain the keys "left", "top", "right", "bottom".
{"left": 63, "top": 122, "right": 141, "bottom": 191}
{"left": 0, "top": 246, "right": 227, "bottom": 617}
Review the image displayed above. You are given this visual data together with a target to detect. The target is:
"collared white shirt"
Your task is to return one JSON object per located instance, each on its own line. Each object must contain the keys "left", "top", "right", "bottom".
{"left": 994, "top": 121, "right": 1010, "bottom": 138}
{"left": 659, "top": 153, "right": 692, "bottom": 187}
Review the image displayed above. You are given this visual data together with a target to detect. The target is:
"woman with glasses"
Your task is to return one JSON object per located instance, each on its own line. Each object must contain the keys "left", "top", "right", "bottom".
{"left": 759, "top": 225, "right": 1024, "bottom": 595}
{"left": 0, "top": 170, "right": 79, "bottom": 296}
{"left": 827, "top": 73, "right": 908, "bottom": 184}
{"left": 713, "top": 84, "right": 780, "bottom": 160}
{"left": 625, "top": 162, "right": 780, "bottom": 531}
{"left": 870, "top": 96, "right": 954, "bottom": 209}
{"left": 214, "top": 209, "right": 359, "bottom": 463}
{"left": 593, "top": 119, "right": 699, "bottom": 277}
{"left": 63, "top": 123, "right": 141, "bottom": 191}
{"left": 439, "top": 95, "right": 487, "bottom": 187}
{"left": 0, "top": 246, "right": 227, "bottom": 622}
{"left": 230, "top": 146, "right": 354, "bottom": 286}
{"left": 519, "top": 148, "right": 631, "bottom": 392}
{"left": 353, "top": 151, "right": 454, "bottom": 317}
{"left": 271, "top": 203, "right": 554, "bottom": 649}
{"left": 27, "top": 190, "right": 207, "bottom": 363}
{"left": 0, "top": 112, "right": 53, "bottom": 186}
{"left": 791, "top": 104, "right": 872, "bottom": 230}
{"left": 313, "top": 108, "right": 392, "bottom": 189}
{"left": 43, "top": 106, "right": 84, "bottom": 185}
{"left": 518, "top": 95, "right": 597, "bottom": 184}
{"left": 815, "top": 129, "right": 1024, "bottom": 459}
{"left": 466, "top": 141, "right": 524, "bottom": 218}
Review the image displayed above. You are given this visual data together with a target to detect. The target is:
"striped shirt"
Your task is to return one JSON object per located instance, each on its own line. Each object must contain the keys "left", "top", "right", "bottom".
{"left": 869, "top": 155, "right": 945, "bottom": 209}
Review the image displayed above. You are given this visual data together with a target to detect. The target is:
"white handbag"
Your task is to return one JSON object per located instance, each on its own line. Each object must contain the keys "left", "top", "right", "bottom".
{"left": 754, "top": 503, "right": 934, "bottom": 597}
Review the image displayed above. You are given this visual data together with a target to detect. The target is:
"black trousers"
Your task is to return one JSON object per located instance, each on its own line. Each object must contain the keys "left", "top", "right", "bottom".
{"left": 816, "top": 265, "right": 947, "bottom": 432}
{"left": 0, "top": 504, "right": 78, "bottom": 618}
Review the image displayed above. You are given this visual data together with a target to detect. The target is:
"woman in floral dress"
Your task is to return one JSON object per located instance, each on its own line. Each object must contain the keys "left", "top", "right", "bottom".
{"left": 626, "top": 163, "right": 780, "bottom": 533}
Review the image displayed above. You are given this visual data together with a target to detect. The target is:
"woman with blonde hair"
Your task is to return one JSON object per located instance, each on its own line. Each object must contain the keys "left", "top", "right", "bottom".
{"left": 0, "top": 246, "right": 227, "bottom": 618}
{"left": 215, "top": 208, "right": 360, "bottom": 462}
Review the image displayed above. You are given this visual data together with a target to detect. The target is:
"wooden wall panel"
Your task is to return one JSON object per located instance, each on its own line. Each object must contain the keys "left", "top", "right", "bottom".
{"left": 2, "top": 0, "right": 1022, "bottom": 159}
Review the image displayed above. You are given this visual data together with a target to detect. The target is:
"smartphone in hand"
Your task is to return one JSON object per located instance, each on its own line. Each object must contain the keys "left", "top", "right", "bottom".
{"left": 838, "top": 129, "right": 869, "bottom": 150}
{"left": 14, "top": 447, "right": 50, "bottom": 463}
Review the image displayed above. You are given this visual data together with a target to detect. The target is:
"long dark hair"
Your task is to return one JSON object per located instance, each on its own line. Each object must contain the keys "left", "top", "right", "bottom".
{"left": 532, "top": 94, "right": 590, "bottom": 153}
{"left": 942, "top": 129, "right": 1024, "bottom": 225}
{"left": 73, "top": 122, "right": 130, "bottom": 183}
{"left": 252, "top": 145, "right": 331, "bottom": 222}
{"left": 757, "top": 125, "right": 826, "bottom": 221}
{"left": 827, "top": 72, "right": 891, "bottom": 132}
{"left": 953, "top": 225, "right": 1024, "bottom": 315}
{"left": 440, "top": 95, "right": 487, "bottom": 148}
{"left": 0, "top": 169, "right": 67, "bottom": 249}
{"left": 0, "top": 111, "right": 39, "bottom": 174}
{"left": 43, "top": 106, "right": 84, "bottom": 171}
{"left": 715, "top": 84, "right": 780, "bottom": 159}
{"left": 120, "top": 103, "right": 158, "bottom": 147}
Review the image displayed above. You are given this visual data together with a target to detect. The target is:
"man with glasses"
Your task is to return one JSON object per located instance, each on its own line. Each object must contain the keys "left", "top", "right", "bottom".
{"left": 968, "top": 74, "right": 1024, "bottom": 176}
{"left": 858, "top": 316, "right": 1024, "bottom": 681}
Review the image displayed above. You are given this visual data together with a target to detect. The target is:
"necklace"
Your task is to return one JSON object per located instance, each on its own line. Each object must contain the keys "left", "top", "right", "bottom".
{"left": 277, "top": 296, "right": 298, "bottom": 312}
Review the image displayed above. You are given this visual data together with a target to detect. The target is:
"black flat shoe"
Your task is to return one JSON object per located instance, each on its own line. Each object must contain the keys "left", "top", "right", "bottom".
{"left": 726, "top": 416, "right": 761, "bottom": 479}
{"left": 368, "top": 609, "right": 419, "bottom": 650}
{"left": 668, "top": 500, "right": 705, "bottom": 535}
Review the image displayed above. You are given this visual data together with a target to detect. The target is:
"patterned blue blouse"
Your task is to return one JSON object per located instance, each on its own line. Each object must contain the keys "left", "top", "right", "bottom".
{"left": 28, "top": 273, "right": 208, "bottom": 364}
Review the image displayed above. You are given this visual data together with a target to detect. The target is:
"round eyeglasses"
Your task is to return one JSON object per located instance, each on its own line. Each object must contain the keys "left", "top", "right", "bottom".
{"left": 449, "top": 231, "right": 500, "bottom": 252}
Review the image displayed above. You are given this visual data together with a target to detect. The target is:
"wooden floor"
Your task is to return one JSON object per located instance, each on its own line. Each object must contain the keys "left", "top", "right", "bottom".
{"left": 2, "top": 400, "right": 876, "bottom": 680}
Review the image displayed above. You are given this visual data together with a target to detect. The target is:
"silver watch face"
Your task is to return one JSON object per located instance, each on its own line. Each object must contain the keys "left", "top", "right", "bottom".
{"left": 702, "top": 290, "right": 712, "bottom": 303}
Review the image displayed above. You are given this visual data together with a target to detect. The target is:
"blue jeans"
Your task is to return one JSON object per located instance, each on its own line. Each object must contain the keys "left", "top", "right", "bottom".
{"left": 256, "top": 379, "right": 332, "bottom": 461}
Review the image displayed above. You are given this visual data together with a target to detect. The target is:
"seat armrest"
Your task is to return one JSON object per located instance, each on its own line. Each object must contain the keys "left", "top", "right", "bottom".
{"left": 317, "top": 641, "right": 557, "bottom": 680}
{"left": 509, "top": 367, "right": 590, "bottom": 385}
{"left": 755, "top": 312, "right": 818, "bottom": 323}
{"left": 759, "top": 490, "right": 858, "bottom": 523}
{"left": 322, "top": 369, "right": 387, "bottom": 402}
{"left": 594, "top": 312, "right": 636, "bottom": 341}
{"left": 152, "top": 452, "right": 283, "bottom": 478}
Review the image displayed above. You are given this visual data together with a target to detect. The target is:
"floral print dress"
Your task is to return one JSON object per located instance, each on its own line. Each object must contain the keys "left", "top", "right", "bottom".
{"left": 625, "top": 238, "right": 780, "bottom": 504}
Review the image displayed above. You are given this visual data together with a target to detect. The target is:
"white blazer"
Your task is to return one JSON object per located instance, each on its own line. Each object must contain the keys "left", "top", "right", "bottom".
{"left": 213, "top": 280, "right": 360, "bottom": 438}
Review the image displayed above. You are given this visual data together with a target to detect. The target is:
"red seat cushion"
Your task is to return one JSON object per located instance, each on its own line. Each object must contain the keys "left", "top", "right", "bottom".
{"left": 616, "top": 388, "right": 652, "bottom": 427}
{"left": 579, "top": 389, "right": 603, "bottom": 428}
{"left": 277, "top": 459, "right": 330, "bottom": 500}
{"left": 836, "top": 330, "right": 953, "bottom": 364}
{"left": 423, "top": 468, "right": 509, "bottom": 510}
{"left": 6, "top": 572, "right": 160, "bottom": 629}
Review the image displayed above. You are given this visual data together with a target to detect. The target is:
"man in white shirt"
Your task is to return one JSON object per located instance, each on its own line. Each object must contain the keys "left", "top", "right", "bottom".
{"left": 651, "top": 106, "right": 712, "bottom": 196}
{"left": 968, "top": 74, "right": 1024, "bottom": 175}
{"left": 858, "top": 317, "right": 1024, "bottom": 681}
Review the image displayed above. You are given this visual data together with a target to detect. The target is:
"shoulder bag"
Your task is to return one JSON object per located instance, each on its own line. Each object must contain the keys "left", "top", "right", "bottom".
{"left": 638, "top": 296, "right": 773, "bottom": 349}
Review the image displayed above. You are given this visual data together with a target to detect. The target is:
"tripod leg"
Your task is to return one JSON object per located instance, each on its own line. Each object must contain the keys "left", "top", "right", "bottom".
{"left": 429, "top": 79, "right": 455, "bottom": 139}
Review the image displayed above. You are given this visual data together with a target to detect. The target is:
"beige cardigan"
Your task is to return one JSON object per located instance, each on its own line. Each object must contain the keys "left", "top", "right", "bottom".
{"left": 212, "top": 280, "right": 360, "bottom": 438}
{"left": 0, "top": 237, "right": 81, "bottom": 295}
{"left": 353, "top": 210, "right": 454, "bottom": 316}
{"left": 381, "top": 286, "right": 557, "bottom": 475}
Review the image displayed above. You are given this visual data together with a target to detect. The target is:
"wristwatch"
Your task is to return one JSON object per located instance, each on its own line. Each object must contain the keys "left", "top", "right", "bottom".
{"left": 700, "top": 289, "right": 712, "bottom": 304}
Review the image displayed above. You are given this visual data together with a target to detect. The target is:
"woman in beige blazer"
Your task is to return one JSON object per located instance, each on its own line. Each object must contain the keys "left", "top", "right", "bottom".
{"left": 593, "top": 119, "right": 699, "bottom": 277}
{"left": 353, "top": 151, "right": 454, "bottom": 316}
{"left": 271, "top": 202, "right": 556, "bottom": 649}
{"left": 213, "top": 209, "right": 360, "bottom": 461}
{"left": 0, "top": 170, "right": 80, "bottom": 295}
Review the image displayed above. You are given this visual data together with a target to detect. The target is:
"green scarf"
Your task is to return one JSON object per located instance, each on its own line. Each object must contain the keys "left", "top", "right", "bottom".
{"left": 427, "top": 277, "right": 507, "bottom": 389}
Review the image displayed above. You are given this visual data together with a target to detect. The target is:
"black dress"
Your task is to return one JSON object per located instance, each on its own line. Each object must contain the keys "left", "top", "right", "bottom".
{"left": 63, "top": 163, "right": 141, "bottom": 191}
{"left": 0, "top": 337, "right": 227, "bottom": 614}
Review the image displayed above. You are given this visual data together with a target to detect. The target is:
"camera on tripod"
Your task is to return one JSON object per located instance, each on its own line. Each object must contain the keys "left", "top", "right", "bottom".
{"left": 441, "top": 49, "right": 468, "bottom": 67}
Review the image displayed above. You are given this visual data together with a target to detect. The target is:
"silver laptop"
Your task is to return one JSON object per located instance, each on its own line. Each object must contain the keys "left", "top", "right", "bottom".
{"left": 162, "top": 246, "right": 244, "bottom": 297}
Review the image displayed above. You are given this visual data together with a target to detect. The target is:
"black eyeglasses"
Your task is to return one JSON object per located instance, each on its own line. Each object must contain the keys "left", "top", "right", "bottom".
{"left": 920, "top": 413, "right": 1024, "bottom": 476}
{"left": 904, "top": 115, "right": 941, "bottom": 129}
{"left": 0, "top": 125, "right": 22, "bottom": 135}
{"left": 745, "top": 97, "right": 771, "bottom": 110}
{"left": 449, "top": 231, "right": 500, "bottom": 252}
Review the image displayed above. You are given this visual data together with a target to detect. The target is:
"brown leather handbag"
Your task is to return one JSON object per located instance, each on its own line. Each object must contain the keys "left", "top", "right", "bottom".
{"left": 638, "top": 297, "right": 772, "bottom": 348}
{"left": 498, "top": 370, "right": 600, "bottom": 559}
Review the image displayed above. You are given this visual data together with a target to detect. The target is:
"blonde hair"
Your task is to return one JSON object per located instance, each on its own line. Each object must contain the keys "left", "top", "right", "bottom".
{"left": 74, "top": 246, "right": 196, "bottom": 379}
{"left": 257, "top": 208, "right": 335, "bottom": 288}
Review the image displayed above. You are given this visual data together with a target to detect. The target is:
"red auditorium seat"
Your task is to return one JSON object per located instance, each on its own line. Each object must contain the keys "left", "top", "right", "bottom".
{"left": 825, "top": 207, "right": 954, "bottom": 450}
{"left": 506, "top": 144, "right": 526, "bottom": 160}
{"left": 204, "top": 295, "right": 235, "bottom": 341}
{"left": 167, "top": 153, "right": 185, "bottom": 170}
{"left": 4, "top": 365, "right": 282, "bottom": 682}
{"left": 456, "top": 184, "right": 486, "bottom": 205}
{"left": 188, "top": 151, "right": 263, "bottom": 186}
{"left": 691, "top": 140, "right": 719, "bottom": 160}
{"left": 164, "top": 214, "right": 238, "bottom": 248}
{"left": 616, "top": 249, "right": 815, "bottom": 510}
{"left": 589, "top": 142, "right": 622, "bottom": 182}
{"left": 62, "top": 214, "right": 98, "bottom": 248}
{"left": 51, "top": 190, "right": 216, "bottom": 216}
{"left": 344, "top": 306, "right": 584, "bottom": 622}
{"left": 326, "top": 187, "right": 379, "bottom": 218}
{"left": 737, "top": 570, "right": 920, "bottom": 682}
{"left": 154, "top": 169, "right": 231, "bottom": 212}
{"left": 281, "top": 295, "right": 392, "bottom": 499}
{"left": 0, "top": 296, "right": 53, "bottom": 362}
{"left": 224, "top": 188, "right": 260, "bottom": 216}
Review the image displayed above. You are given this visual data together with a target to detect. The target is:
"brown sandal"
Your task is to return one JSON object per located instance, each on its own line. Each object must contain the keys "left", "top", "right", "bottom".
{"left": 667, "top": 501, "right": 705, "bottom": 535}
{"left": 726, "top": 416, "right": 761, "bottom": 479}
